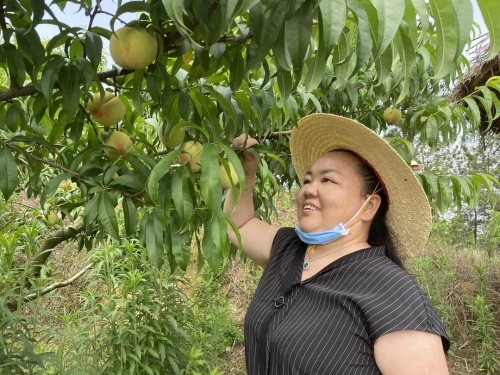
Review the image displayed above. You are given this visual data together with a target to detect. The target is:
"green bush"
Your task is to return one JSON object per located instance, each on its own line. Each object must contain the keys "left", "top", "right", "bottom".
{"left": 188, "top": 265, "right": 244, "bottom": 369}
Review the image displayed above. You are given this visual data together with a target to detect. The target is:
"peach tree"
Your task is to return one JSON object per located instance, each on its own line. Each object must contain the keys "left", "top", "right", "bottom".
{"left": 1, "top": 0, "right": 500, "bottom": 276}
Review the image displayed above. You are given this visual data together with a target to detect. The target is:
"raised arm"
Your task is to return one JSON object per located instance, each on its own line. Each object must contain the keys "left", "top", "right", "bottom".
{"left": 223, "top": 135, "right": 279, "bottom": 267}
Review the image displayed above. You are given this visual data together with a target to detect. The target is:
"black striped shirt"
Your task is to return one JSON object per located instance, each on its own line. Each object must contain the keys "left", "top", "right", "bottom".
{"left": 244, "top": 228, "right": 450, "bottom": 375}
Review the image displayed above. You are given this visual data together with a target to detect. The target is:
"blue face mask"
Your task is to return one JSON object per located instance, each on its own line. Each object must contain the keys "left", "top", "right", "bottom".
{"left": 295, "top": 192, "right": 376, "bottom": 245}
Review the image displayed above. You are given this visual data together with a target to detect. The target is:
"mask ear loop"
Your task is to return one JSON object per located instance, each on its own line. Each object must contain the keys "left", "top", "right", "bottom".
{"left": 345, "top": 181, "right": 382, "bottom": 233}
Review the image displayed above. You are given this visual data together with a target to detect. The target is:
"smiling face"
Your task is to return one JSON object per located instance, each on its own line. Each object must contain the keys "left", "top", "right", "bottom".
{"left": 296, "top": 151, "right": 370, "bottom": 233}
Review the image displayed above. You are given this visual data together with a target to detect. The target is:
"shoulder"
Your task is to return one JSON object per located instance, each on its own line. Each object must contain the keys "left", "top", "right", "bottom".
{"left": 270, "top": 227, "right": 302, "bottom": 256}
{"left": 352, "top": 253, "right": 450, "bottom": 351}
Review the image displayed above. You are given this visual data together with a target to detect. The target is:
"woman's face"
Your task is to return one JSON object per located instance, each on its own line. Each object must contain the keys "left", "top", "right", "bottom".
{"left": 296, "top": 151, "right": 367, "bottom": 233}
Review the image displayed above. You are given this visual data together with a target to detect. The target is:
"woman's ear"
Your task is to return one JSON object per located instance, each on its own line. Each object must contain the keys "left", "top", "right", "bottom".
{"left": 361, "top": 194, "right": 382, "bottom": 222}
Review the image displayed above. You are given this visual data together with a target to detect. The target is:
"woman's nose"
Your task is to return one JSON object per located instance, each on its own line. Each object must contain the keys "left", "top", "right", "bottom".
{"left": 303, "top": 182, "right": 318, "bottom": 197}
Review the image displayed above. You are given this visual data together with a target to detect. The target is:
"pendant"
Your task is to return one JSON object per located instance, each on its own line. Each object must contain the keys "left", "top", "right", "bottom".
{"left": 303, "top": 261, "right": 310, "bottom": 270}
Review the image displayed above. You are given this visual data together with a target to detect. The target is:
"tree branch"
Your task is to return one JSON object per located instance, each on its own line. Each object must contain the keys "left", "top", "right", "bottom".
{"left": 23, "top": 263, "right": 93, "bottom": 302}
{"left": 29, "top": 219, "right": 86, "bottom": 281}
{"left": 0, "top": 68, "right": 133, "bottom": 101}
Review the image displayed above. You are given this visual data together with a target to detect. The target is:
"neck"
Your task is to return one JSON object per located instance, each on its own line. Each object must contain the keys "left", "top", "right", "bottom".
{"left": 311, "top": 236, "right": 370, "bottom": 257}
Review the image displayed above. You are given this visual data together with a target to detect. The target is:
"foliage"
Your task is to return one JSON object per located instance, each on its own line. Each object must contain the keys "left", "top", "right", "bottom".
{"left": 478, "top": 210, "right": 500, "bottom": 257}
{"left": 1, "top": 0, "right": 500, "bottom": 271}
{"left": 188, "top": 264, "right": 244, "bottom": 369}
{"left": 410, "top": 253, "right": 455, "bottom": 331}
{"left": 432, "top": 215, "right": 476, "bottom": 249}
{"left": 1, "top": 236, "right": 228, "bottom": 374}
{"left": 469, "top": 264, "right": 500, "bottom": 375}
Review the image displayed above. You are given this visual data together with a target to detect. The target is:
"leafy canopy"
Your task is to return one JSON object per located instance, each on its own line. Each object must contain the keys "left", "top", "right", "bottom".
{"left": 1, "top": 0, "right": 500, "bottom": 271}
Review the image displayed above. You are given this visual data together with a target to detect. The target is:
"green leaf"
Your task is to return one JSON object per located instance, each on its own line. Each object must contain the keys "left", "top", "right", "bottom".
{"left": 347, "top": 0, "right": 373, "bottom": 74}
{"left": 204, "top": 86, "right": 237, "bottom": 126}
{"left": 221, "top": 0, "right": 240, "bottom": 32}
{"left": 40, "top": 173, "right": 73, "bottom": 209}
{"left": 171, "top": 167, "right": 194, "bottom": 230}
{"left": 450, "top": 172, "right": 471, "bottom": 205}
{"left": 332, "top": 30, "right": 351, "bottom": 65}
{"left": 59, "top": 65, "right": 81, "bottom": 120}
{"left": 132, "top": 68, "right": 145, "bottom": 115}
{"left": 210, "top": 209, "right": 228, "bottom": 257}
{"left": 394, "top": 26, "right": 416, "bottom": 104}
{"left": 0, "top": 146, "right": 18, "bottom": 201}
{"left": 83, "top": 194, "right": 100, "bottom": 227}
{"left": 191, "top": 91, "right": 218, "bottom": 135}
{"left": 229, "top": 48, "right": 245, "bottom": 92}
{"left": 75, "top": 57, "right": 94, "bottom": 94}
{"left": 425, "top": 116, "right": 438, "bottom": 148}
{"left": 411, "top": 0, "right": 429, "bottom": 46}
{"left": 146, "top": 212, "right": 165, "bottom": 269}
{"left": 122, "top": 197, "right": 138, "bottom": 236}
{"left": 277, "top": 70, "right": 293, "bottom": 101}
{"left": 247, "top": 1, "right": 288, "bottom": 70}
{"left": 437, "top": 177, "right": 453, "bottom": 214}
{"left": 147, "top": 149, "right": 182, "bottom": 204}
{"left": 4, "top": 44, "right": 26, "bottom": 86}
{"left": 463, "top": 97, "right": 481, "bottom": 129}
{"left": 429, "top": 0, "right": 458, "bottom": 80}
{"left": 304, "top": 4, "right": 328, "bottom": 92}
{"left": 169, "top": 215, "right": 191, "bottom": 271}
{"left": 14, "top": 28, "right": 45, "bottom": 68}
{"left": 85, "top": 31, "right": 103, "bottom": 71}
{"left": 30, "top": 0, "right": 45, "bottom": 30}
{"left": 162, "top": 0, "right": 193, "bottom": 40}
{"left": 371, "top": 0, "right": 405, "bottom": 59}
{"left": 200, "top": 143, "right": 221, "bottom": 210}
{"left": 357, "top": 0, "right": 380, "bottom": 57}
{"left": 476, "top": 0, "right": 500, "bottom": 60}
{"left": 319, "top": 0, "right": 346, "bottom": 50}
{"left": 285, "top": 0, "right": 314, "bottom": 71}
{"left": 451, "top": 0, "right": 473, "bottom": 61}
{"left": 146, "top": 64, "right": 162, "bottom": 102}
{"left": 421, "top": 172, "right": 438, "bottom": 197}
{"left": 40, "top": 56, "right": 66, "bottom": 101}
{"left": 202, "top": 220, "right": 222, "bottom": 271}
{"left": 98, "top": 191, "right": 120, "bottom": 240}
{"left": 110, "top": 174, "right": 146, "bottom": 190}
{"left": 111, "top": 1, "right": 150, "bottom": 31}
{"left": 5, "top": 104, "right": 22, "bottom": 132}
{"left": 374, "top": 41, "right": 392, "bottom": 84}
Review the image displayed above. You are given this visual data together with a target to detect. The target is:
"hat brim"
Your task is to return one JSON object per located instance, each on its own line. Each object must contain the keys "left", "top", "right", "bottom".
{"left": 290, "top": 113, "right": 431, "bottom": 257}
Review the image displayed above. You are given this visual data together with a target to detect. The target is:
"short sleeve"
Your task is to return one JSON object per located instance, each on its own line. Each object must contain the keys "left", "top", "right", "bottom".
{"left": 357, "top": 258, "right": 450, "bottom": 352}
{"left": 268, "top": 227, "right": 299, "bottom": 260}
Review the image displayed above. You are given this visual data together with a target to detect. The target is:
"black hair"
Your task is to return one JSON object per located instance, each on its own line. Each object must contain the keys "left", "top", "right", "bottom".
{"left": 335, "top": 150, "right": 404, "bottom": 268}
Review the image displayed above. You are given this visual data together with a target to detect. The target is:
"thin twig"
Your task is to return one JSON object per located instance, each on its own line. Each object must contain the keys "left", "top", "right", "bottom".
{"left": 23, "top": 263, "right": 93, "bottom": 302}
{"left": 96, "top": 10, "right": 129, "bottom": 26}
{"left": 87, "top": 5, "right": 99, "bottom": 32}
{"left": 11, "top": 201, "right": 37, "bottom": 210}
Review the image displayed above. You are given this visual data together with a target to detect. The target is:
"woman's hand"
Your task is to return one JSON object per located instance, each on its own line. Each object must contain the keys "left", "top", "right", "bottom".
{"left": 224, "top": 133, "right": 279, "bottom": 267}
{"left": 231, "top": 133, "right": 260, "bottom": 177}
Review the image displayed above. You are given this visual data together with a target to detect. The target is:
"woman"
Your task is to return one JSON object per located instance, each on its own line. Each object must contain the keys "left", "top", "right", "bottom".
{"left": 223, "top": 114, "right": 450, "bottom": 375}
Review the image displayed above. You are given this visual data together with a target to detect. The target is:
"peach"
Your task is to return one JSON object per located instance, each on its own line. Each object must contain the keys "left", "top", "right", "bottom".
{"left": 88, "top": 92, "right": 126, "bottom": 126}
{"left": 219, "top": 163, "right": 239, "bottom": 189}
{"left": 179, "top": 141, "right": 203, "bottom": 172}
{"left": 110, "top": 26, "right": 158, "bottom": 70}
{"left": 105, "top": 131, "right": 134, "bottom": 160}
{"left": 383, "top": 108, "right": 402, "bottom": 125}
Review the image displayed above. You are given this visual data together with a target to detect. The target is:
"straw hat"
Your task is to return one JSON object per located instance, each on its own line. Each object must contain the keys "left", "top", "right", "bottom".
{"left": 290, "top": 113, "right": 431, "bottom": 257}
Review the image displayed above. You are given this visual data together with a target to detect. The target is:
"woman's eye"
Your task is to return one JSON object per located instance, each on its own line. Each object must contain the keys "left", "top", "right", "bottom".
{"left": 302, "top": 179, "right": 311, "bottom": 185}
{"left": 323, "top": 178, "right": 333, "bottom": 183}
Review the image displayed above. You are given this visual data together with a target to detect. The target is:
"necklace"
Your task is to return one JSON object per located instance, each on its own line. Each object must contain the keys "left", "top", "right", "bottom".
{"left": 303, "top": 241, "right": 368, "bottom": 270}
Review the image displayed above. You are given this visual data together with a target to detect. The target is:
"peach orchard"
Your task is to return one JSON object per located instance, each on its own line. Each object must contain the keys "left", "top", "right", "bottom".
{"left": 1, "top": 0, "right": 500, "bottom": 278}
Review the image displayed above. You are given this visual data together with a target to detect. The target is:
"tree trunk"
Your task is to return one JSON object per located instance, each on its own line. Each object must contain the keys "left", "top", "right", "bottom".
{"left": 7, "top": 220, "right": 85, "bottom": 312}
